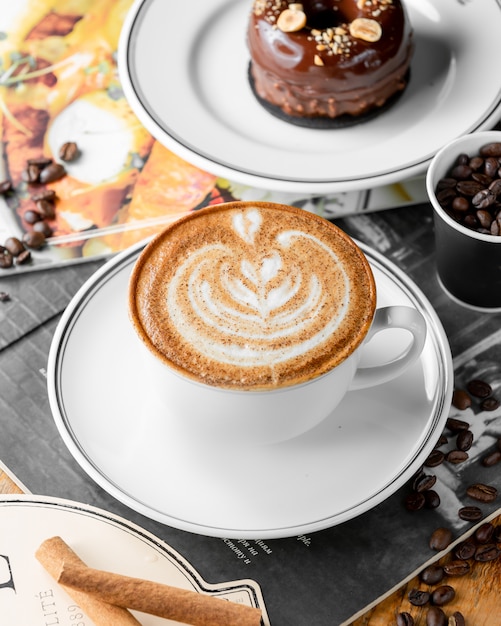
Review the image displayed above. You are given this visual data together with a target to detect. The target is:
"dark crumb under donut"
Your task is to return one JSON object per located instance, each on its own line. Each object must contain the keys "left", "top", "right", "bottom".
{"left": 248, "top": 64, "right": 410, "bottom": 129}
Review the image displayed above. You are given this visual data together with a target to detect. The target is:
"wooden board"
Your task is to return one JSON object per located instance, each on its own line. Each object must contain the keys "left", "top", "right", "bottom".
{"left": 0, "top": 462, "right": 26, "bottom": 494}
{"left": 343, "top": 509, "right": 501, "bottom": 625}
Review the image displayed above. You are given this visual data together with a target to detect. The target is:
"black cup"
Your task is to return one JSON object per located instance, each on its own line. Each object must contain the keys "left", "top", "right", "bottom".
{"left": 426, "top": 131, "right": 501, "bottom": 311}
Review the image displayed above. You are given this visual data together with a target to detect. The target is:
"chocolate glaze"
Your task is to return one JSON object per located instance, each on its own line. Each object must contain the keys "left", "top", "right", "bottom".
{"left": 247, "top": 0, "right": 414, "bottom": 120}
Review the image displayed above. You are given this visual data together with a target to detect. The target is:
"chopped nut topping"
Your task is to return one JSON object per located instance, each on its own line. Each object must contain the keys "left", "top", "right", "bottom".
{"left": 277, "top": 6, "right": 307, "bottom": 32}
{"left": 253, "top": 0, "right": 267, "bottom": 16}
{"left": 349, "top": 17, "right": 382, "bottom": 42}
{"left": 313, "top": 54, "right": 324, "bottom": 66}
{"left": 355, "top": 0, "right": 393, "bottom": 16}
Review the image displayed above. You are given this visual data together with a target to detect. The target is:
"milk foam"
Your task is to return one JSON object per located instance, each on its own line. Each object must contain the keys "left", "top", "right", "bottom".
{"left": 131, "top": 203, "right": 375, "bottom": 389}
{"left": 166, "top": 209, "right": 350, "bottom": 367}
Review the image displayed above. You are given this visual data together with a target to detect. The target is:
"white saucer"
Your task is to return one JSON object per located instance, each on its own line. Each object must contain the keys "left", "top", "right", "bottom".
{"left": 47, "top": 239, "right": 453, "bottom": 539}
{"left": 118, "top": 0, "right": 501, "bottom": 194}
{"left": 0, "top": 494, "right": 267, "bottom": 624}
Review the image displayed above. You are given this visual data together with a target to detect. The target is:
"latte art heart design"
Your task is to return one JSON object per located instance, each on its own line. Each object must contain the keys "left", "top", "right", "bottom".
{"left": 167, "top": 209, "right": 351, "bottom": 369}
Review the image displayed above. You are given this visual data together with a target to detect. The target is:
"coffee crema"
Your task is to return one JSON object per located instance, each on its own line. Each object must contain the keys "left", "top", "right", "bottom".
{"left": 129, "top": 202, "right": 376, "bottom": 390}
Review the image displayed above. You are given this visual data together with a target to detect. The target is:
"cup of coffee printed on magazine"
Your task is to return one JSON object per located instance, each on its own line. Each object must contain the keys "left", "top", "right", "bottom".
{"left": 128, "top": 201, "right": 427, "bottom": 445}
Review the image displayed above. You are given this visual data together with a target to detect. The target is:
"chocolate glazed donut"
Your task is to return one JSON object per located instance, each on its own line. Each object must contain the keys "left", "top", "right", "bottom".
{"left": 247, "top": 0, "right": 414, "bottom": 128}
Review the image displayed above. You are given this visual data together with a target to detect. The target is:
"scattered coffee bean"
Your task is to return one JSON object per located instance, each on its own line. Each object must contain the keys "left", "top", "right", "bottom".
{"left": 425, "top": 450, "right": 445, "bottom": 467}
{"left": 466, "top": 483, "right": 497, "bottom": 503}
{"left": 402, "top": 365, "right": 501, "bottom": 624}
{"left": 39, "top": 162, "right": 66, "bottom": 184}
{"left": 424, "top": 490, "right": 441, "bottom": 510}
{"left": 31, "top": 189, "right": 56, "bottom": 202}
{"left": 22, "top": 163, "right": 41, "bottom": 183}
{"left": 0, "top": 250, "right": 13, "bottom": 268}
{"left": 420, "top": 564, "right": 445, "bottom": 585}
{"left": 4, "top": 236, "right": 25, "bottom": 256}
{"left": 474, "top": 522, "right": 495, "bottom": 543}
{"left": 429, "top": 527, "right": 453, "bottom": 551}
{"left": 481, "top": 449, "right": 501, "bottom": 467}
{"left": 442, "top": 559, "right": 471, "bottom": 576}
{"left": 0, "top": 291, "right": 11, "bottom": 302}
{"left": 426, "top": 606, "right": 447, "bottom": 626}
{"left": 458, "top": 506, "right": 482, "bottom": 522}
{"left": 431, "top": 585, "right": 455, "bottom": 606}
{"left": 23, "top": 209, "right": 42, "bottom": 224}
{"left": 456, "top": 430, "right": 473, "bottom": 452}
{"left": 408, "top": 588, "right": 430, "bottom": 606}
{"left": 474, "top": 543, "right": 500, "bottom": 562}
{"left": 33, "top": 220, "right": 53, "bottom": 237}
{"left": 446, "top": 450, "right": 469, "bottom": 464}
{"left": 446, "top": 418, "right": 469, "bottom": 432}
{"left": 59, "top": 141, "right": 79, "bottom": 162}
{"left": 467, "top": 379, "right": 492, "bottom": 398}
{"left": 454, "top": 540, "right": 476, "bottom": 560}
{"left": 448, "top": 611, "right": 466, "bottom": 626}
{"left": 435, "top": 434, "right": 449, "bottom": 448}
{"left": 35, "top": 198, "right": 56, "bottom": 219}
{"left": 481, "top": 396, "right": 500, "bottom": 411}
{"left": 413, "top": 473, "right": 437, "bottom": 492}
{"left": 452, "top": 389, "right": 472, "bottom": 410}
{"left": 397, "top": 612, "right": 414, "bottom": 626}
{"left": 405, "top": 491, "right": 426, "bottom": 511}
{"left": 16, "top": 249, "right": 31, "bottom": 265}
{"left": 0, "top": 149, "right": 73, "bottom": 270}
{"left": 22, "top": 230, "right": 46, "bottom": 250}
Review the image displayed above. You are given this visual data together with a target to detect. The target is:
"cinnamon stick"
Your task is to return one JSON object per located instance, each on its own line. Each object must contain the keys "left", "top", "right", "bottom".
{"left": 59, "top": 563, "right": 262, "bottom": 626}
{"left": 37, "top": 536, "right": 263, "bottom": 626}
{"left": 35, "top": 536, "right": 141, "bottom": 626}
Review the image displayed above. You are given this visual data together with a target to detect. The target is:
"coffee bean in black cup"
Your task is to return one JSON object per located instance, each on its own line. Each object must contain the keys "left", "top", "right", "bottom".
{"left": 426, "top": 131, "right": 501, "bottom": 311}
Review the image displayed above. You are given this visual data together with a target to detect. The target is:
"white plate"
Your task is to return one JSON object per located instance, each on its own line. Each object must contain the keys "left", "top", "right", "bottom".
{"left": 47, "top": 239, "right": 453, "bottom": 539}
{"left": 118, "top": 0, "right": 501, "bottom": 194}
{"left": 0, "top": 494, "right": 268, "bottom": 624}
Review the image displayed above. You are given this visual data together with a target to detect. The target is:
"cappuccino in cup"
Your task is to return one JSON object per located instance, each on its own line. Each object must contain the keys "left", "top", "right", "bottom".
{"left": 129, "top": 202, "right": 426, "bottom": 444}
{"left": 130, "top": 202, "right": 375, "bottom": 389}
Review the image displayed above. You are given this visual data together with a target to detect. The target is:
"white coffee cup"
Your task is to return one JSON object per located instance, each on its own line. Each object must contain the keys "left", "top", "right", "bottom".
{"left": 129, "top": 202, "right": 426, "bottom": 445}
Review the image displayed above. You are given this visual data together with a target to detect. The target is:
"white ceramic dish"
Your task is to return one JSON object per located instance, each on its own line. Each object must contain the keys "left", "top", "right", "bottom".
{"left": 0, "top": 494, "right": 268, "bottom": 624}
{"left": 47, "top": 239, "right": 453, "bottom": 539}
{"left": 118, "top": 0, "right": 501, "bottom": 194}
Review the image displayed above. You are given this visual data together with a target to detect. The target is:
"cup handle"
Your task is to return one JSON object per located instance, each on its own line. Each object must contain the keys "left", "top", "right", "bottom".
{"left": 349, "top": 306, "right": 427, "bottom": 391}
